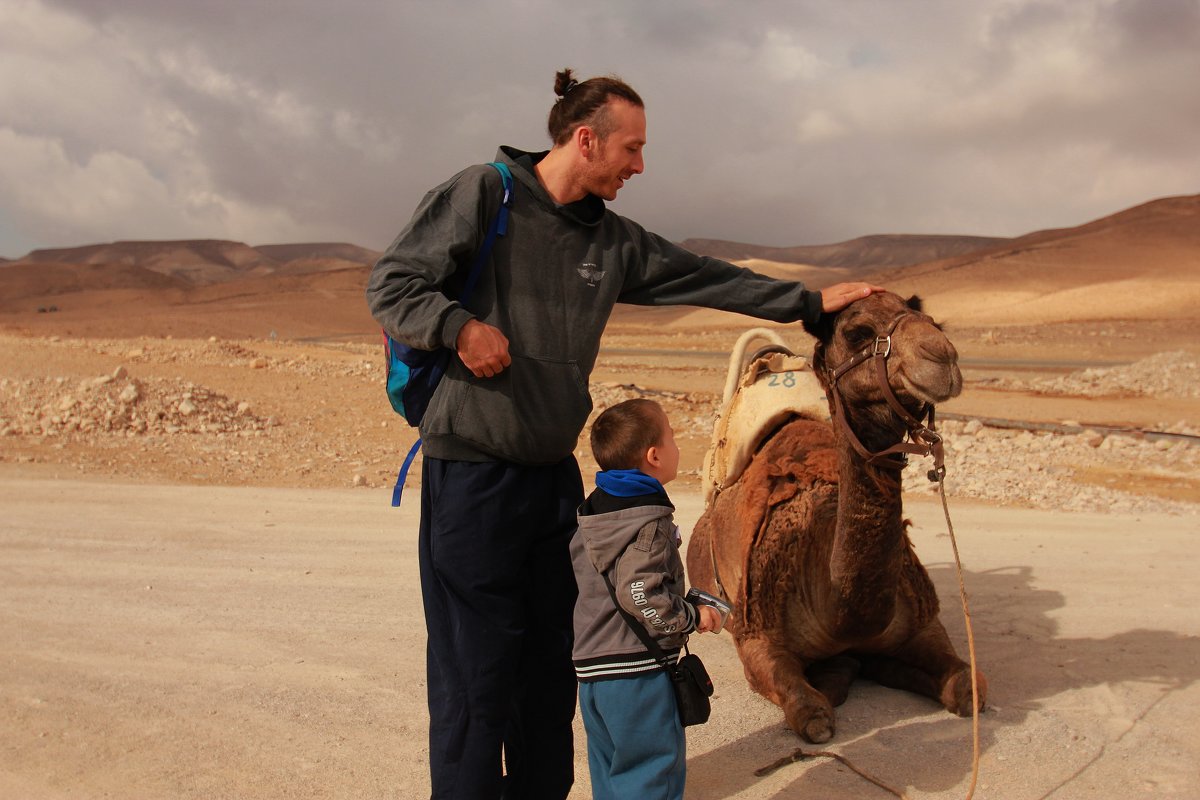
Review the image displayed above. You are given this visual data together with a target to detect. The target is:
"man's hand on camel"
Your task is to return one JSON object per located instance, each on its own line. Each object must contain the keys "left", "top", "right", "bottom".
{"left": 820, "top": 282, "right": 887, "bottom": 313}
{"left": 456, "top": 319, "right": 512, "bottom": 378}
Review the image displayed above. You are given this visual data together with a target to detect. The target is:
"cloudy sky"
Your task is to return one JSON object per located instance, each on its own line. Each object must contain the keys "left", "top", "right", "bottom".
{"left": 1, "top": 0, "right": 1197, "bottom": 258}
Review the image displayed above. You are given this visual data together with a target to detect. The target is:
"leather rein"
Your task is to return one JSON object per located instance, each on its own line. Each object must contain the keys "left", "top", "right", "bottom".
{"left": 825, "top": 314, "right": 946, "bottom": 481}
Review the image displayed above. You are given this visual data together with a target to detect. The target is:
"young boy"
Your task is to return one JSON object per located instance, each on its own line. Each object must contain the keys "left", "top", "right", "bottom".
{"left": 570, "top": 398, "right": 722, "bottom": 798}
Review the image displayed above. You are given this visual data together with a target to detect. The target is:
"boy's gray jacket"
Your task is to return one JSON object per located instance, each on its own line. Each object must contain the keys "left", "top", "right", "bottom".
{"left": 367, "top": 145, "right": 823, "bottom": 465}
{"left": 570, "top": 502, "right": 696, "bottom": 682}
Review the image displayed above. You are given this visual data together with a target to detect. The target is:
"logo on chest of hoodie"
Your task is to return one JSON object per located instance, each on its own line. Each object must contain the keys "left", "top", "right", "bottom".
{"left": 576, "top": 263, "right": 605, "bottom": 287}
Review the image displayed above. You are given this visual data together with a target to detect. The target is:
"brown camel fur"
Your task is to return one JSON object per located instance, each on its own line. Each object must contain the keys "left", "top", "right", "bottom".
{"left": 686, "top": 291, "right": 987, "bottom": 743}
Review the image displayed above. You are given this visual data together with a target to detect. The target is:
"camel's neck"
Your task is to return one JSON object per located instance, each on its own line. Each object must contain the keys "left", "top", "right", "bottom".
{"left": 828, "top": 430, "right": 908, "bottom": 639}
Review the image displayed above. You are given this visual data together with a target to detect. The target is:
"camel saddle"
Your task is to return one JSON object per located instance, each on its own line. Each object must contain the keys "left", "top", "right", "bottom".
{"left": 701, "top": 349, "right": 829, "bottom": 505}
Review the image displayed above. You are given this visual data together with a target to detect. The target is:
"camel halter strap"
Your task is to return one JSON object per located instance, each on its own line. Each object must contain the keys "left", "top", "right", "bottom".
{"left": 826, "top": 314, "right": 946, "bottom": 481}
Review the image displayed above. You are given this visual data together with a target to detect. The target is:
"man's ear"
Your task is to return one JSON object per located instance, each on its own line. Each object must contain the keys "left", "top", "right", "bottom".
{"left": 576, "top": 124, "right": 596, "bottom": 159}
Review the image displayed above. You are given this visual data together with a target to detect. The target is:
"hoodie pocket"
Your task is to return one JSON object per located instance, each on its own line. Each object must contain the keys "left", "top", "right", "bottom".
{"left": 452, "top": 353, "right": 592, "bottom": 464}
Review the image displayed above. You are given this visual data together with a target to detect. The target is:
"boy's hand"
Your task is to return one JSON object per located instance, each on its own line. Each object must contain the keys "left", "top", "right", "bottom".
{"left": 696, "top": 605, "right": 723, "bottom": 633}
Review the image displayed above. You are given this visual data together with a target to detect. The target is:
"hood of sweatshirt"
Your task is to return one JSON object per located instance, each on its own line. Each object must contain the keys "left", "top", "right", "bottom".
{"left": 498, "top": 145, "right": 606, "bottom": 227}
{"left": 576, "top": 502, "right": 675, "bottom": 573}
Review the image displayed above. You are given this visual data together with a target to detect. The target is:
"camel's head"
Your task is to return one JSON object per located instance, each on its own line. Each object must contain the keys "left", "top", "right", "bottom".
{"left": 806, "top": 292, "right": 962, "bottom": 429}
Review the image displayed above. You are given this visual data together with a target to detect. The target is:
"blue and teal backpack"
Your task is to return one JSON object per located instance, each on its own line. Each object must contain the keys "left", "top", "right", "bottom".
{"left": 383, "top": 161, "right": 513, "bottom": 505}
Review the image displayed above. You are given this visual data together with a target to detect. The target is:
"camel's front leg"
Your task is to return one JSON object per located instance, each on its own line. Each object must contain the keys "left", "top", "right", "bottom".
{"left": 736, "top": 635, "right": 837, "bottom": 743}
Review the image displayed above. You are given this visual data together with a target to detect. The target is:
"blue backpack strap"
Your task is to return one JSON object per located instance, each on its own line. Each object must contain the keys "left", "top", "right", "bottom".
{"left": 459, "top": 162, "right": 513, "bottom": 305}
{"left": 390, "top": 160, "right": 513, "bottom": 507}
{"left": 391, "top": 438, "right": 423, "bottom": 507}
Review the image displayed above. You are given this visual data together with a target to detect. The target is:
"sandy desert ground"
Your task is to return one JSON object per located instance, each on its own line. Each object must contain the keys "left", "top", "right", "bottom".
{"left": 2, "top": 195, "right": 1200, "bottom": 798}
{"left": 2, "top": 478, "right": 1199, "bottom": 800}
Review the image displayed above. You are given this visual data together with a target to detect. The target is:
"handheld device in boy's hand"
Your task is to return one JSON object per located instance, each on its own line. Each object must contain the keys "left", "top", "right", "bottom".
{"left": 686, "top": 588, "right": 732, "bottom": 633}
{"left": 686, "top": 588, "right": 732, "bottom": 614}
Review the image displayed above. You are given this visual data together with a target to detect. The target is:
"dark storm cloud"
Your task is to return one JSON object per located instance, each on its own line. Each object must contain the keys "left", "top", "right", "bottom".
{"left": 1, "top": 0, "right": 1196, "bottom": 257}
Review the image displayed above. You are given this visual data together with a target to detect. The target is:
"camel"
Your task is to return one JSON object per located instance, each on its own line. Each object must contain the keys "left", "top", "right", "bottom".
{"left": 686, "top": 291, "right": 987, "bottom": 743}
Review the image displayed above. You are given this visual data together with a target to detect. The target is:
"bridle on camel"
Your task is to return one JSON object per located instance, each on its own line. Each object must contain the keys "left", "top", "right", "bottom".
{"left": 825, "top": 313, "right": 946, "bottom": 481}
{"left": 755, "top": 310, "right": 983, "bottom": 800}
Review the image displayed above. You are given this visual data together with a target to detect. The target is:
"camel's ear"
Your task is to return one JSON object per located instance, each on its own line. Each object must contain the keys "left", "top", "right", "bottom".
{"left": 906, "top": 294, "right": 924, "bottom": 312}
{"left": 811, "top": 339, "right": 827, "bottom": 376}
{"left": 802, "top": 311, "right": 836, "bottom": 342}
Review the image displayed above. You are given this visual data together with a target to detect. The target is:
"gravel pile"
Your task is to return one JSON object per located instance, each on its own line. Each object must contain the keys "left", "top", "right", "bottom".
{"left": 0, "top": 367, "right": 273, "bottom": 438}
{"left": 908, "top": 418, "right": 1199, "bottom": 515}
{"left": 979, "top": 351, "right": 1200, "bottom": 399}
{"left": 590, "top": 382, "right": 718, "bottom": 439}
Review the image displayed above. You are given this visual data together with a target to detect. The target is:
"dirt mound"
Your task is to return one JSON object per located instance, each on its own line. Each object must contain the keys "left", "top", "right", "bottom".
{"left": 0, "top": 367, "right": 273, "bottom": 439}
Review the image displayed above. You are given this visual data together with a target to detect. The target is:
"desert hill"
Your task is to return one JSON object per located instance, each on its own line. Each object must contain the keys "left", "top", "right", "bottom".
{"left": 866, "top": 193, "right": 1200, "bottom": 326}
{"left": 252, "top": 243, "right": 380, "bottom": 264}
{"left": 5, "top": 259, "right": 192, "bottom": 298}
{"left": 6, "top": 240, "right": 380, "bottom": 292}
{"left": 1, "top": 194, "right": 1198, "bottom": 338}
{"left": 679, "top": 233, "right": 1010, "bottom": 271}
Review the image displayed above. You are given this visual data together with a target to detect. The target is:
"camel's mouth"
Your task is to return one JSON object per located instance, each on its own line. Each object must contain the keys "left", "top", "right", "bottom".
{"left": 898, "top": 361, "right": 963, "bottom": 405}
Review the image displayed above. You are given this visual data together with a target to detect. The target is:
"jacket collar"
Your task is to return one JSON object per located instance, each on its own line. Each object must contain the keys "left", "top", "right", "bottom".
{"left": 497, "top": 145, "right": 606, "bottom": 226}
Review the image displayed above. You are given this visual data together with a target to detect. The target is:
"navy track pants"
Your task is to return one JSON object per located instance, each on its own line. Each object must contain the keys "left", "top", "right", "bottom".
{"left": 419, "top": 456, "right": 583, "bottom": 800}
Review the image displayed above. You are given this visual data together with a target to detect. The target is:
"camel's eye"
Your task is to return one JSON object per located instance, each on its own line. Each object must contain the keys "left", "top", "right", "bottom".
{"left": 843, "top": 325, "right": 875, "bottom": 346}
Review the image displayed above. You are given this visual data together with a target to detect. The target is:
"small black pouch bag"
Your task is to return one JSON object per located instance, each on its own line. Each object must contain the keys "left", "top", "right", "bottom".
{"left": 669, "top": 649, "right": 714, "bottom": 726}
{"left": 602, "top": 575, "right": 714, "bottom": 726}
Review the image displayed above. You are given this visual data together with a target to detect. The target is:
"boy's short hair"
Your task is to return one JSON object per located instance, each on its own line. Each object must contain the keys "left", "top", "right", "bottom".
{"left": 590, "top": 399, "right": 666, "bottom": 471}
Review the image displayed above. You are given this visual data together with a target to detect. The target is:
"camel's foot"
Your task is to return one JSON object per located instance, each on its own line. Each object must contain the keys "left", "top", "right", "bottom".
{"left": 784, "top": 697, "right": 836, "bottom": 744}
{"left": 940, "top": 665, "right": 988, "bottom": 716}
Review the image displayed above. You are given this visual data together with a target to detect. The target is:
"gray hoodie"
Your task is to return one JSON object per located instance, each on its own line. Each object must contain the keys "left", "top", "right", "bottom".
{"left": 571, "top": 491, "right": 697, "bottom": 682}
{"left": 367, "top": 146, "right": 823, "bottom": 464}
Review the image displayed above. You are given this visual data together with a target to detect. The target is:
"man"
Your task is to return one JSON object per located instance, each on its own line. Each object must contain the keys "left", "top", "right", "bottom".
{"left": 367, "top": 68, "right": 881, "bottom": 800}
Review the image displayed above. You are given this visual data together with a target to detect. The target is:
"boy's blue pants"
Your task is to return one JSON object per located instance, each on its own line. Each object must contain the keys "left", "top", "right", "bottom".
{"left": 578, "top": 671, "right": 686, "bottom": 799}
{"left": 419, "top": 456, "right": 582, "bottom": 800}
